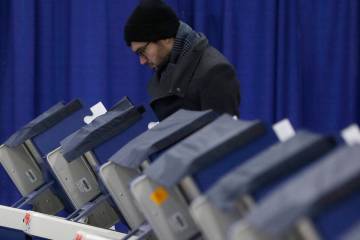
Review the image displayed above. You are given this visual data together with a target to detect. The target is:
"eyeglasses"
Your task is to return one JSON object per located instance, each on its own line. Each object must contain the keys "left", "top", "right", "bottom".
{"left": 135, "top": 42, "right": 150, "bottom": 58}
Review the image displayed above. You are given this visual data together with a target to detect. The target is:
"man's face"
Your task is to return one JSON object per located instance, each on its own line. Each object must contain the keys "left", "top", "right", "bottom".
{"left": 131, "top": 40, "right": 172, "bottom": 70}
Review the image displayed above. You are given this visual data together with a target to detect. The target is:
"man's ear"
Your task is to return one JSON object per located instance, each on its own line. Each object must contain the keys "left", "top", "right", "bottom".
{"left": 162, "top": 38, "right": 175, "bottom": 49}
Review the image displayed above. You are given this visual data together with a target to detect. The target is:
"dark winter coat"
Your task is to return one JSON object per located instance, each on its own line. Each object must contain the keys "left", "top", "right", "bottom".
{"left": 148, "top": 35, "right": 240, "bottom": 120}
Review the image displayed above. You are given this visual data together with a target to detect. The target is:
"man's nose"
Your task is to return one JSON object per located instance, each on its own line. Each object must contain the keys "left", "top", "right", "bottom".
{"left": 139, "top": 55, "right": 147, "bottom": 65}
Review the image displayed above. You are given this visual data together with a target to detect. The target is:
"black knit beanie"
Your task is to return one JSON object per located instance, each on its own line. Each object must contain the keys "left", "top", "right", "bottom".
{"left": 124, "top": 0, "right": 180, "bottom": 46}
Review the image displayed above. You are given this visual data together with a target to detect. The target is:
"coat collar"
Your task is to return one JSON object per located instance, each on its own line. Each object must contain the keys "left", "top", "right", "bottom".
{"left": 148, "top": 35, "right": 209, "bottom": 103}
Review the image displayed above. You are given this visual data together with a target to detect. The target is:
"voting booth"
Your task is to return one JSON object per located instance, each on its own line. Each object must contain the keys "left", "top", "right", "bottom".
{"left": 46, "top": 97, "right": 157, "bottom": 230}
{"left": 0, "top": 100, "right": 92, "bottom": 215}
{"left": 230, "top": 144, "right": 360, "bottom": 240}
{"left": 100, "top": 109, "right": 218, "bottom": 239}
{"left": 0, "top": 100, "right": 360, "bottom": 240}
{"left": 130, "top": 114, "right": 288, "bottom": 240}
{"left": 189, "top": 131, "right": 337, "bottom": 240}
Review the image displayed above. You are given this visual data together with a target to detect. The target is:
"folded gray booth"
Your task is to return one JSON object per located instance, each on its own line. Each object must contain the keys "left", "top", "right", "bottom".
{"left": 47, "top": 98, "right": 144, "bottom": 229}
{"left": 144, "top": 114, "right": 265, "bottom": 188}
{"left": 60, "top": 101, "right": 142, "bottom": 162}
{"left": 231, "top": 145, "right": 360, "bottom": 240}
{"left": 110, "top": 109, "right": 218, "bottom": 169}
{"left": 190, "top": 131, "right": 336, "bottom": 240}
{"left": 4, "top": 100, "right": 82, "bottom": 148}
{"left": 0, "top": 100, "right": 83, "bottom": 215}
{"left": 99, "top": 109, "right": 217, "bottom": 236}
{"left": 133, "top": 114, "right": 268, "bottom": 240}
{"left": 207, "top": 130, "right": 336, "bottom": 211}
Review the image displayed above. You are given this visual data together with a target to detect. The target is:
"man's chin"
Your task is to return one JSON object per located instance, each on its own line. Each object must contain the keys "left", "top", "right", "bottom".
{"left": 148, "top": 65, "right": 157, "bottom": 70}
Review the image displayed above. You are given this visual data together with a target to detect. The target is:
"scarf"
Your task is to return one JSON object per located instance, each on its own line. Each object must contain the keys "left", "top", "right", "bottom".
{"left": 157, "top": 22, "right": 201, "bottom": 82}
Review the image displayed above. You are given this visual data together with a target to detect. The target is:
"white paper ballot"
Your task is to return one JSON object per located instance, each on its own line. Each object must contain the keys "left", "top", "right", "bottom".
{"left": 341, "top": 124, "right": 360, "bottom": 146}
{"left": 148, "top": 121, "right": 159, "bottom": 129}
{"left": 272, "top": 118, "right": 296, "bottom": 142}
{"left": 84, "top": 102, "right": 107, "bottom": 124}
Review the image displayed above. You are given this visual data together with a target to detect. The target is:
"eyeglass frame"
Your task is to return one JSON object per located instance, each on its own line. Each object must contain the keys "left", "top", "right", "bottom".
{"left": 135, "top": 42, "right": 151, "bottom": 58}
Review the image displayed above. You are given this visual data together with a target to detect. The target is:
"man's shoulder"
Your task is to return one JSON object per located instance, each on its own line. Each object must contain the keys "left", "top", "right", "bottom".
{"left": 194, "top": 44, "right": 235, "bottom": 77}
{"left": 194, "top": 42, "right": 233, "bottom": 69}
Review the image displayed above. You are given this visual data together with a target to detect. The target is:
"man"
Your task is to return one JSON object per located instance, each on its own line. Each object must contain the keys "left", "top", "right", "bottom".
{"left": 124, "top": 0, "right": 240, "bottom": 120}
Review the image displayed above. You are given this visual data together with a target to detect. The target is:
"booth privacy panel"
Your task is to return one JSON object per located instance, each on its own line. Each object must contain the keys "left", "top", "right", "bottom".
{"left": 60, "top": 106, "right": 143, "bottom": 162}
{"left": 47, "top": 148, "right": 100, "bottom": 209}
{"left": 206, "top": 131, "right": 337, "bottom": 211}
{"left": 110, "top": 109, "right": 218, "bottom": 169}
{"left": 4, "top": 100, "right": 82, "bottom": 147}
{"left": 245, "top": 145, "right": 360, "bottom": 238}
{"left": 144, "top": 114, "right": 265, "bottom": 188}
{"left": 0, "top": 144, "right": 44, "bottom": 196}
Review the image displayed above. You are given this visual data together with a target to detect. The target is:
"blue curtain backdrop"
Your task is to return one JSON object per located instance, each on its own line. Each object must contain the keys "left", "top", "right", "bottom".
{"left": 0, "top": 0, "right": 359, "bottom": 204}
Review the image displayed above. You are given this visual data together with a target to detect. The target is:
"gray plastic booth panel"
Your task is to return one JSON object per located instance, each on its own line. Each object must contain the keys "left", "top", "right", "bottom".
{"left": 47, "top": 148, "right": 119, "bottom": 228}
{"left": 99, "top": 161, "right": 145, "bottom": 230}
{"left": 131, "top": 175, "right": 199, "bottom": 240}
{"left": 190, "top": 195, "right": 241, "bottom": 240}
{"left": 0, "top": 144, "right": 64, "bottom": 214}
{"left": 0, "top": 144, "right": 44, "bottom": 196}
{"left": 47, "top": 147, "right": 101, "bottom": 209}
